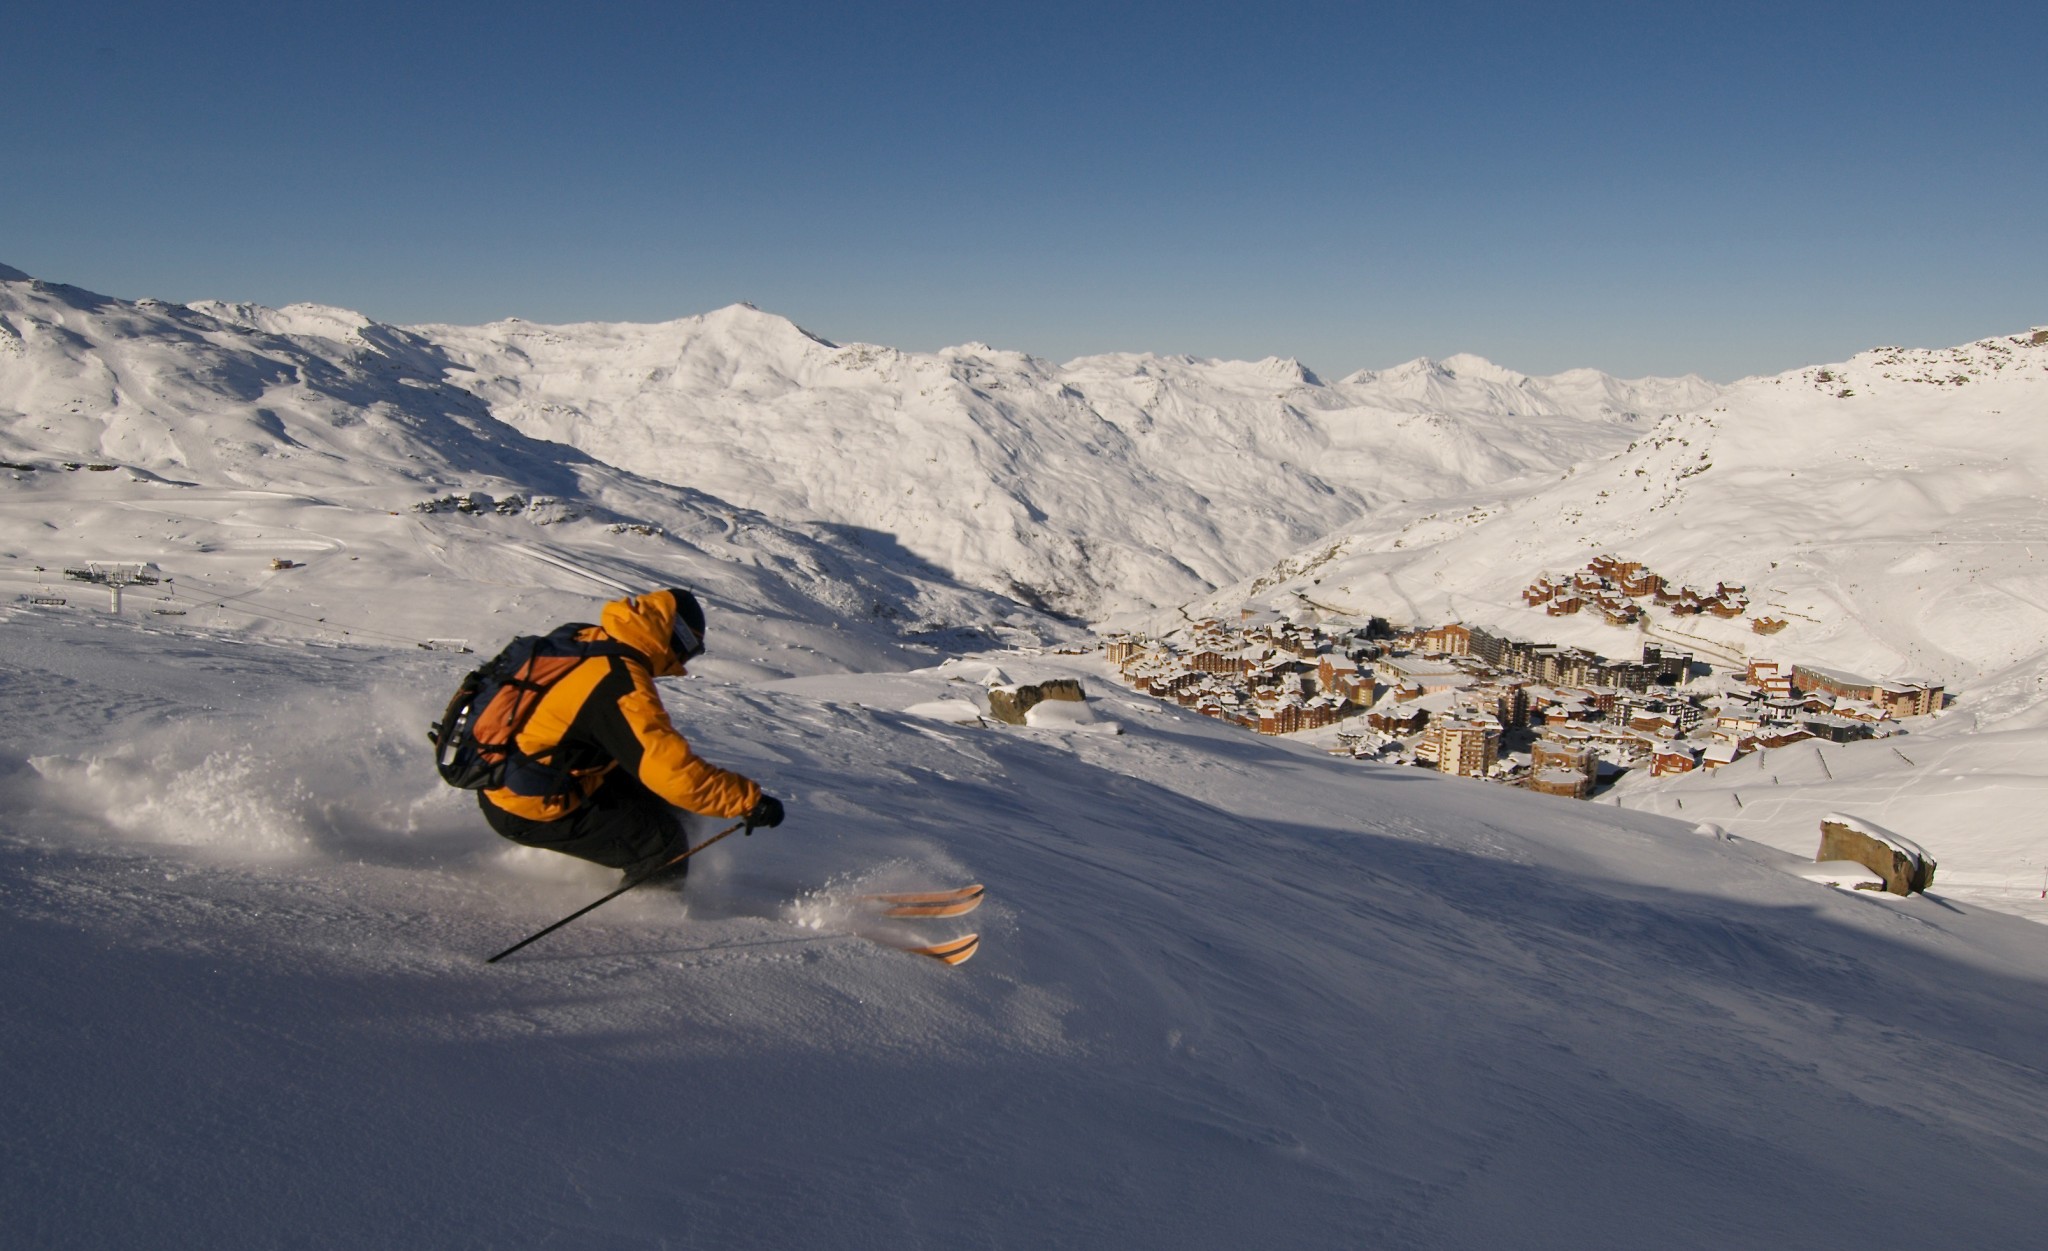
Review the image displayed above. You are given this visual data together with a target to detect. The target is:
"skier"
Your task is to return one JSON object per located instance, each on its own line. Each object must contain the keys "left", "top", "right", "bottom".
{"left": 475, "top": 587, "right": 784, "bottom": 886}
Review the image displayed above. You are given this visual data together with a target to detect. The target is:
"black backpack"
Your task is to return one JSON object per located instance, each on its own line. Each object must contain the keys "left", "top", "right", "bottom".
{"left": 429, "top": 623, "right": 638, "bottom": 796}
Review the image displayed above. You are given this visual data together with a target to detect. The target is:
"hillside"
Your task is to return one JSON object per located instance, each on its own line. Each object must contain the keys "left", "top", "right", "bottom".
{"left": 0, "top": 269, "right": 1039, "bottom": 668}
{"left": 7, "top": 607, "right": 2048, "bottom": 1249}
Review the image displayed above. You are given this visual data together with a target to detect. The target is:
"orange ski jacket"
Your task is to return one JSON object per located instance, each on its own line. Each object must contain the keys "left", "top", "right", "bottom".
{"left": 479, "top": 590, "right": 762, "bottom": 823}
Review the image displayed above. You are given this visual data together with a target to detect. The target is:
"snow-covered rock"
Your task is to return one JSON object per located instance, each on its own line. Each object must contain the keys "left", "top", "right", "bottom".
{"left": 1819, "top": 812, "right": 1937, "bottom": 895}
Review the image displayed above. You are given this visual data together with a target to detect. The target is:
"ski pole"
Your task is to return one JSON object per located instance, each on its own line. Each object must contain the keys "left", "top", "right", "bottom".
{"left": 485, "top": 819, "right": 748, "bottom": 964}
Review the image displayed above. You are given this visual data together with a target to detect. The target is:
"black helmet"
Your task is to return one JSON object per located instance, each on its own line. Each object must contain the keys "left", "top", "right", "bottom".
{"left": 668, "top": 588, "right": 707, "bottom": 660}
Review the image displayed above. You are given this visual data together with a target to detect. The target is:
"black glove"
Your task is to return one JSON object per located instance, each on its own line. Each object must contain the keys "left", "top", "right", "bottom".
{"left": 744, "top": 794, "right": 785, "bottom": 833}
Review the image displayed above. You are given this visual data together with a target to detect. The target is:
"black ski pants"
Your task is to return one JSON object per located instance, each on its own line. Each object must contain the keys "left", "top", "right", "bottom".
{"left": 479, "top": 770, "right": 689, "bottom": 879}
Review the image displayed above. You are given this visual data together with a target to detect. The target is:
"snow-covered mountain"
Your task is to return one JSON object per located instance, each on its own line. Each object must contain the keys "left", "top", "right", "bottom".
{"left": 0, "top": 264, "right": 1716, "bottom": 634}
{"left": 412, "top": 308, "right": 1716, "bottom": 618}
{"left": 5, "top": 262, "right": 2048, "bottom": 1247}
{"left": 1198, "top": 329, "right": 2048, "bottom": 725}
{"left": 0, "top": 269, "right": 1041, "bottom": 668}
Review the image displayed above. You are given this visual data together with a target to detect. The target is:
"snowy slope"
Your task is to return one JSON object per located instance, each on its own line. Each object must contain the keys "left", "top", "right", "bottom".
{"left": 7, "top": 610, "right": 2048, "bottom": 1249}
{"left": 1615, "top": 721, "right": 2048, "bottom": 920}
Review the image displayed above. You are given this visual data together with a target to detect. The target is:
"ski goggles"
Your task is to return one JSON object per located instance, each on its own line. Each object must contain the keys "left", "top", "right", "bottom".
{"left": 671, "top": 614, "right": 705, "bottom": 661}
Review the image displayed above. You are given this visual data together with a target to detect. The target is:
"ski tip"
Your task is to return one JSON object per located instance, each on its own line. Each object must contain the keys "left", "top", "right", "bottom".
{"left": 908, "top": 933, "right": 980, "bottom": 966}
{"left": 879, "top": 893, "right": 984, "bottom": 919}
{"left": 858, "top": 883, "right": 985, "bottom": 906}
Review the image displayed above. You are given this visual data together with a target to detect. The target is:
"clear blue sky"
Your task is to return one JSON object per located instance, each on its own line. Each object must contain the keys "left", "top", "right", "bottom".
{"left": 4, "top": 1, "right": 2041, "bottom": 380}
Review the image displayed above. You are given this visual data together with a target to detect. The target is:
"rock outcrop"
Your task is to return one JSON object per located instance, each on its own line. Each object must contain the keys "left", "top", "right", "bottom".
{"left": 1817, "top": 814, "right": 1936, "bottom": 896}
{"left": 987, "top": 680, "right": 1086, "bottom": 725}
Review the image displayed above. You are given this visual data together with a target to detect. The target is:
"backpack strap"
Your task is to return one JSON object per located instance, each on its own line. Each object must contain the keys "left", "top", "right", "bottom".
{"left": 493, "top": 626, "right": 648, "bottom": 797}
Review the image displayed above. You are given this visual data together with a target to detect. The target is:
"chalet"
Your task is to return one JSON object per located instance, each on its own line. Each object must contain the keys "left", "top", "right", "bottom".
{"left": 1254, "top": 693, "right": 1346, "bottom": 736}
{"left": 1651, "top": 745, "right": 1699, "bottom": 777}
{"left": 1367, "top": 701, "right": 1429, "bottom": 735}
{"left": 1317, "top": 656, "right": 1374, "bottom": 706}
{"left": 1711, "top": 709, "right": 1766, "bottom": 742}
{"left": 1762, "top": 697, "right": 1819, "bottom": 726}
{"left": 1628, "top": 712, "right": 1680, "bottom": 737}
{"left": 1756, "top": 726, "right": 1817, "bottom": 750}
{"left": 1547, "top": 721, "right": 1654, "bottom": 765}
{"left": 1746, "top": 659, "right": 1795, "bottom": 698}
{"left": 1528, "top": 735, "right": 1601, "bottom": 797}
{"left": 1801, "top": 715, "right": 1873, "bottom": 743}
{"left": 1616, "top": 566, "right": 1662, "bottom": 598}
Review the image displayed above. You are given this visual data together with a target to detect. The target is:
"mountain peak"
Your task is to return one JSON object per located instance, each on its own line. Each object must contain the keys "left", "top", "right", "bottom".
{"left": 187, "top": 299, "right": 375, "bottom": 342}
{"left": 1436, "top": 352, "right": 1526, "bottom": 384}
{"left": 1255, "top": 356, "right": 1323, "bottom": 386}
{"left": 693, "top": 302, "right": 839, "bottom": 349}
{"left": 0, "top": 262, "right": 30, "bottom": 282}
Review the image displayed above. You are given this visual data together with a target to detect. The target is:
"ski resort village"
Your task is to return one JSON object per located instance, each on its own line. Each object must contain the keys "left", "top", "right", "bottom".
{"left": 1105, "top": 552, "right": 1945, "bottom": 799}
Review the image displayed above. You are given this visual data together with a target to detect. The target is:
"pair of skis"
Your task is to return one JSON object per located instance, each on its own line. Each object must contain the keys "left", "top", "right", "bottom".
{"left": 855, "top": 883, "right": 984, "bottom": 965}
{"left": 483, "top": 873, "right": 987, "bottom": 966}
{"left": 484, "top": 817, "right": 986, "bottom": 967}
